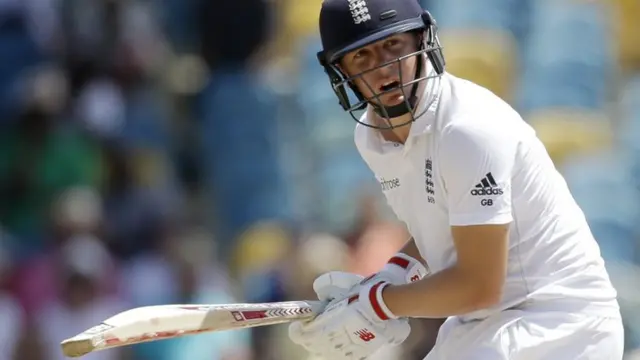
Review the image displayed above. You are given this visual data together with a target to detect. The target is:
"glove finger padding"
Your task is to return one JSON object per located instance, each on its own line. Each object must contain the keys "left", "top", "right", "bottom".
{"left": 288, "top": 320, "right": 323, "bottom": 349}
{"left": 288, "top": 321, "right": 304, "bottom": 343}
{"left": 313, "top": 271, "right": 364, "bottom": 301}
{"left": 321, "top": 317, "right": 411, "bottom": 359}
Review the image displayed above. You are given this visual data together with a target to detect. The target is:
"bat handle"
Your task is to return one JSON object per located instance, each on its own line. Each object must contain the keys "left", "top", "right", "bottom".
{"left": 307, "top": 300, "right": 328, "bottom": 318}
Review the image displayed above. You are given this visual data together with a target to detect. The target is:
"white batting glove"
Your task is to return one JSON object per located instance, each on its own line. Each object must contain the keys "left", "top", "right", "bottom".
{"left": 290, "top": 272, "right": 409, "bottom": 360}
{"left": 312, "top": 272, "right": 366, "bottom": 302}
{"left": 289, "top": 254, "right": 427, "bottom": 359}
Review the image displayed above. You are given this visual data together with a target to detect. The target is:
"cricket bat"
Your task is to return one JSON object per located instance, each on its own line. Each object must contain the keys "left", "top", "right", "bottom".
{"left": 60, "top": 300, "right": 323, "bottom": 358}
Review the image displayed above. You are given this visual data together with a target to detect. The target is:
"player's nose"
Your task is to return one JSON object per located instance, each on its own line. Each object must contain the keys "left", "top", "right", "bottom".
{"left": 371, "top": 61, "right": 399, "bottom": 85}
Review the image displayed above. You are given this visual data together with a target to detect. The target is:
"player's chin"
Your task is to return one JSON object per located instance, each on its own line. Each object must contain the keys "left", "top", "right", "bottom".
{"left": 378, "top": 95, "right": 404, "bottom": 107}
{"left": 375, "top": 94, "right": 406, "bottom": 108}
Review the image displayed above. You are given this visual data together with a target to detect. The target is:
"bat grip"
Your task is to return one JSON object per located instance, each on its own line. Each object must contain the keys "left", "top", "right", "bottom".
{"left": 308, "top": 300, "right": 329, "bottom": 319}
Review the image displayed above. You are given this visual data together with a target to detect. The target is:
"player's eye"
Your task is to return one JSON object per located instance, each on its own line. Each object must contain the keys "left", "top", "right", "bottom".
{"left": 385, "top": 38, "right": 401, "bottom": 48}
{"left": 351, "top": 50, "right": 372, "bottom": 67}
{"left": 353, "top": 49, "right": 368, "bottom": 59}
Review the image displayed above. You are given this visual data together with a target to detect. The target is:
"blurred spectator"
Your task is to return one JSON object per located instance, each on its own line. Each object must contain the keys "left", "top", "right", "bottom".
{"left": 0, "top": 66, "right": 101, "bottom": 258}
{"left": 11, "top": 186, "right": 117, "bottom": 318}
{"left": 31, "top": 234, "right": 127, "bottom": 360}
{"left": 197, "top": 0, "right": 273, "bottom": 70}
{"left": 74, "top": 76, "right": 126, "bottom": 139}
{"left": 198, "top": 70, "right": 289, "bottom": 252}
{"left": 0, "top": 0, "right": 46, "bottom": 120}
{"left": 100, "top": 141, "right": 181, "bottom": 258}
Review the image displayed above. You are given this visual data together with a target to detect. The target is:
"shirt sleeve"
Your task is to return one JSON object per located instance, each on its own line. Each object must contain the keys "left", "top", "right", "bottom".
{"left": 438, "top": 121, "right": 517, "bottom": 226}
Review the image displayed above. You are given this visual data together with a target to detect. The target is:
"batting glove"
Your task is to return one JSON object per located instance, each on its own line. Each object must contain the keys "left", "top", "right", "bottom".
{"left": 290, "top": 272, "right": 409, "bottom": 360}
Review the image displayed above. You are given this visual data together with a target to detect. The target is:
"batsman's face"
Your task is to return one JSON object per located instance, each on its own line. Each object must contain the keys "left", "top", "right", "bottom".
{"left": 340, "top": 32, "right": 420, "bottom": 107}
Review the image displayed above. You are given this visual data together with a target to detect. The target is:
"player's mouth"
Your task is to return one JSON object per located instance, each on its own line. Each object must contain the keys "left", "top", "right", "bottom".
{"left": 377, "top": 80, "right": 406, "bottom": 105}
{"left": 379, "top": 80, "right": 401, "bottom": 93}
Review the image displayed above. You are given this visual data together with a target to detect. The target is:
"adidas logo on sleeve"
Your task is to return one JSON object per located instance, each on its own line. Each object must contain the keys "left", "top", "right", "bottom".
{"left": 470, "top": 172, "right": 503, "bottom": 196}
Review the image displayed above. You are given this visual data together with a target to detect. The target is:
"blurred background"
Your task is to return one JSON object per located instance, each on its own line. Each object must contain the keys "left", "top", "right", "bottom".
{"left": 0, "top": 0, "right": 639, "bottom": 359}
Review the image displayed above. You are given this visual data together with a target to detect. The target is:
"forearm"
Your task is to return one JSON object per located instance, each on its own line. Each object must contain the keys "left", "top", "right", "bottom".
{"left": 382, "top": 265, "right": 496, "bottom": 318}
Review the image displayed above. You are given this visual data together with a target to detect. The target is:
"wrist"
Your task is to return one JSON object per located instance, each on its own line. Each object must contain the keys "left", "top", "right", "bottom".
{"left": 379, "top": 282, "right": 404, "bottom": 319}
{"left": 353, "top": 253, "right": 427, "bottom": 322}
{"left": 358, "top": 280, "right": 398, "bottom": 321}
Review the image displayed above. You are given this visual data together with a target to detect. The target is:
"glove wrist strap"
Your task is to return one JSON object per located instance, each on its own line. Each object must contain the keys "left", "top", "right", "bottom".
{"left": 383, "top": 253, "right": 429, "bottom": 284}
{"left": 367, "top": 281, "right": 396, "bottom": 320}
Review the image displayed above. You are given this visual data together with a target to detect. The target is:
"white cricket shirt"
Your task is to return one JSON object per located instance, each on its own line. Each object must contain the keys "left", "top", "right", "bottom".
{"left": 355, "top": 73, "right": 620, "bottom": 320}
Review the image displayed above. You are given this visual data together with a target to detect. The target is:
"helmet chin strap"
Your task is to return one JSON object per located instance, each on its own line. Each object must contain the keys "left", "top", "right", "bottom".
{"left": 372, "top": 51, "right": 424, "bottom": 121}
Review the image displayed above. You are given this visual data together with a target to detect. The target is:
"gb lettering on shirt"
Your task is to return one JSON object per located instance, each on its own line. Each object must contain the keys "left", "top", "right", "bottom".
{"left": 425, "top": 158, "right": 435, "bottom": 204}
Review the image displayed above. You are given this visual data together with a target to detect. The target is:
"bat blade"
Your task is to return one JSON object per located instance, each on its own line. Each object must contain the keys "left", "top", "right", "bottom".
{"left": 61, "top": 300, "right": 322, "bottom": 358}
